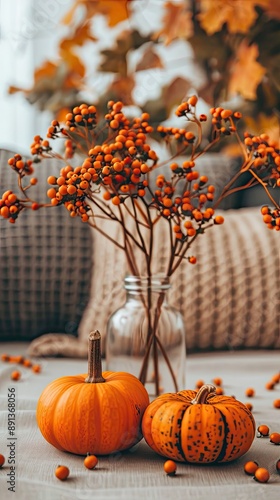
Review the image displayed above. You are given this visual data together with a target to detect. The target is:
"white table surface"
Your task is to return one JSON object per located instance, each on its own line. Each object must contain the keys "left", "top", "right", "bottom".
{"left": 0, "top": 342, "right": 280, "bottom": 500}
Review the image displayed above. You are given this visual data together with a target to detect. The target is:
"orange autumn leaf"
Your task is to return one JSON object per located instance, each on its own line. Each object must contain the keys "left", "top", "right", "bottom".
{"left": 136, "top": 47, "right": 164, "bottom": 72}
{"left": 198, "top": 0, "right": 269, "bottom": 35}
{"left": 34, "top": 61, "right": 58, "bottom": 83}
{"left": 154, "top": 1, "right": 193, "bottom": 45}
{"left": 62, "top": 0, "right": 131, "bottom": 28}
{"left": 228, "top": 41, "right": 266, "bottom": 100}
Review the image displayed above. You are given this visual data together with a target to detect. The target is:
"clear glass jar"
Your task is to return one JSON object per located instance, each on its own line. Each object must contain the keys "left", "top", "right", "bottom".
{"left": 106, "top": 275, "right": 186, "bottom": 397}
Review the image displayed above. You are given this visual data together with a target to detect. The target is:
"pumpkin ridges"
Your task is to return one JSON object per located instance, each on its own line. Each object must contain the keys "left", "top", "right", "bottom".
{"left": 150, "top": 401, "right": 188, "bottom": 461}
{"left": 181, "top": 405, "right": 225, "bottom": 463}
{"left": 213, "top": 403, "right": 256, "bottom": 462}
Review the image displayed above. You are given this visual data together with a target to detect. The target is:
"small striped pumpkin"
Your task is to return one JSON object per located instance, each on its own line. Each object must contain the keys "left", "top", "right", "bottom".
{"left": 141, "top": 384, "right": 255, "bottom": 463}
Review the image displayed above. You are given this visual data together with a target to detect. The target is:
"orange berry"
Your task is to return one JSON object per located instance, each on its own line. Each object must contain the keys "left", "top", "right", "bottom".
{"left": 244, "top": 461, "right": 258, "bottom": 475}
{"left": 273, "top": 399, "right": 280, "bottom": 409}
{"left": 245, "top": 387, "right": 255, "bottom": 398}
{"left": 257, "top": 424, "right": 269, "bottom": 436}
{"left": 214, "top": 215, "right": 224, "bottom": 225}
{"left": 213, "top": 377, "right": 222, "bottom": 386}
{"left": 32, "top": 364, "right": 41, "bottom": 373}
{"left": 195, "top": 379, "right": 204, "bottom": 389}
{"left": 84, "top": 454, "right": 98, "bottom": 469}
{"left": 55, "top": 465, "right": 70, "bottom": 481}
{"left": 188, "top": 95, "right": 198, "bottom": 107}
{"left": 47, "top": 188, "right": 57, "bottom": 199}
{"left": 270, "top": 432, "right": 280, "bottom": 445}
{"left": 276, "top": 459, "right": 280, "bottom": 473}
{"left": 163, "top": 460, "right": 177, "bottom": 475}
{"left": 215, "top": 387, "right": 224, "bottom": 395}
{"left": 245, "top": 402, "right": 253, "bottom": 411}
{"left": 11, "top": 370, "right": 21, "bottom": 381}
{"left": 112, "top": 196, "right": 121, "bottom": 205}
{"left": 254, "top": 467, "right": 270, "bottom": 483}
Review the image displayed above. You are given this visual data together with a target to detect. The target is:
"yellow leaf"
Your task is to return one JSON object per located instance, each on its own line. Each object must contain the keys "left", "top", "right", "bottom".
{"left": 198, "top": 0, "right": 269, "bottom": 35}
{"left": 154, "top": 1, "right": 193, "bottom": 45}
{"left": 228, "top": 41, "right": 266, "bottom": 100}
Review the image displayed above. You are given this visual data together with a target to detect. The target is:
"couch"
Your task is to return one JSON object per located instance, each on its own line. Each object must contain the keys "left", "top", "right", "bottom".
{"left": 0, "top": 148, "right": 279, "bottom": 355}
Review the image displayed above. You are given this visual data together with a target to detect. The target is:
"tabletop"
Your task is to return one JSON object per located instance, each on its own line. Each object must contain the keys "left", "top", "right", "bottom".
{"left": 0, "top": 342, "right": 280, "bottom": 500}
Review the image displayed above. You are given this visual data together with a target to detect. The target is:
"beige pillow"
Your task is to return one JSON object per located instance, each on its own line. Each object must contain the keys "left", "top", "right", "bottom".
{"left": 29, "top": 206, "right": 280, "bottom": 358}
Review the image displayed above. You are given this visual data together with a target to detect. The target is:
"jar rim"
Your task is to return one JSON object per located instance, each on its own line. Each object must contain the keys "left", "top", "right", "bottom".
{"left": 124, "top": 274, "right": 170, "bottom": 290}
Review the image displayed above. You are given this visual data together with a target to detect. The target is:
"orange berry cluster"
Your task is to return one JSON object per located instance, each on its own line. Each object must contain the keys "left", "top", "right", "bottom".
{"left": 244, "top": 132, "right": 280, "bottom": 175}
{"left": 261, "top": 205, "right": 280, "bottom": 231}
{"left": 153, "top": 169, "right": 223, "bottom": 239}
{"left": 44, "top": 101, "right": 160, "bottom": 218}
{"left": 0, "top": 190, "right": 21, "bottom": 223}
{"left": 157, "top": 125, "right": 195, "bottom": 146}
{"left": 209, "top": 107, "right": 242, "bottom": 135}
{"left": 65, "top": 104, "right": 97, "bottom": 131}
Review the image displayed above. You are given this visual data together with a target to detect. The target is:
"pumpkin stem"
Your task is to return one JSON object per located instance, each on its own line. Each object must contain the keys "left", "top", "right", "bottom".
{"left": 191, "top": 384, "right": 216, "bottom": 405}
{"left": 85, "top": 330, "right": 106, "bottom": 383}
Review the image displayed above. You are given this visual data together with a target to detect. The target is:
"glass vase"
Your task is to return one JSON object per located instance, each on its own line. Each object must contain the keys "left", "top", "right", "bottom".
{"left": 106, "top": 275, "right": 186, "bottom": 397}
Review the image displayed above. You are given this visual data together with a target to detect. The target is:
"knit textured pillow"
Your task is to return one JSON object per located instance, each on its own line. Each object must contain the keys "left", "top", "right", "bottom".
{"left": 28, "top": 204, "right": 280, "bottom": 358}
{"left": 0, "top": 149, "right": 92, "bottom": 344}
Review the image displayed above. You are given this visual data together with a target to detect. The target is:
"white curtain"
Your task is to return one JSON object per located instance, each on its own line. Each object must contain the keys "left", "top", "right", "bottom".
{"left": 0, "top": 0, "right": 71, "bottom": 153}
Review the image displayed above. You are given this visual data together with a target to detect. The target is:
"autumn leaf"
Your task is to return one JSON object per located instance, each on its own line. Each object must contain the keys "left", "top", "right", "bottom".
{"left": 62, "top": 0, "right": 131, "bottom": 28}
{"left": 228, "top": 41, "right": 266, "bottom": 100}
{"left": 154, "top": 1, "right": 193, "bottom": 45}
{"left": 198, "top": 0, "right": 269, "bottom": 35}
{"left": 136, "top": 47, "right": 164, "bottom": 71}
{"left": 107, "top": 75, "right": 135, "bottom": 105}
{"left": 264, "top": 0, "right": 280, "bottom": 20}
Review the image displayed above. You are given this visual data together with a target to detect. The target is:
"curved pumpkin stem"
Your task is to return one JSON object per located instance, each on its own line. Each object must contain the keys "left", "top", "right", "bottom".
{"left": 191, "top": 384, "right": 216, "bottom": 404}
{"left": 85, "top": 330, "right": 106, "bottom": 383}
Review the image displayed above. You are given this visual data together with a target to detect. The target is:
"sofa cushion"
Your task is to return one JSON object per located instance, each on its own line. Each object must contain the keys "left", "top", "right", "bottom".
{"left": 0, "top": 149, "right": 93, "bottom": 341}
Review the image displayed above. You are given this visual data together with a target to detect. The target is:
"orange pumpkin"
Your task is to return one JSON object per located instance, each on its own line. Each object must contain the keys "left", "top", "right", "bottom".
{"left": 142, "top": 384, "right": 255, "bottom": 463}
{"left": 37, "top": 331, "right": 149, "bottom": 455}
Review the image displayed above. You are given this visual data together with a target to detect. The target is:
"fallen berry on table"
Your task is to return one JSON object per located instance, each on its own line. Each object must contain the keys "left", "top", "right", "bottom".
{"left": 265, "top": 381, "right": 275, "bottom": 390}
{"left": 276, "top": 459, "right": 280, "bottom": 473}
{"left": 257, "top": 424, "right": 270, "bottom": 437}
{"left": 271, "top": 373, "right": 280, "bottom": 384}
{"left": 245, "top": 388, "right": 255, "bottom": 397}
{"left": 244, "top": 461, "right": 258, "bottom": 475}
{"left": 195, "top": 379, "right": 204, "bottom": 389}
{"left": 10, "top": 370, "right": 21, "bottom": 381}
{"left": 212, "top": 377, "right": 222, "bottom": 386}
{"left": 0, "top": 454, "right": 5, "bottom": 467}
{"left": 23, "top": 359, "right": 33, "bottom": 368}
{"left": 32, "top": 364, "right": 41, "bottom": 373}
{"left": 163, "top": 460, "right": 177, "bottom": 476}
{"left": 55, "top": 465, "right": 70, "bottom": 481}
{"left": 270, "top": 432, "right": 280, "bottom": 445}
{"left": 215, "top": 387, "right": 224, "bottom": 395}
{"left": 253, "top": 467, "right": 270, "bottom": 483}
{"left": 273, "top": 399, "right": 280, "bottom": 409}
{"left": 245, "top": 402, "right": 253, "bottom": 411}
{"left": 1, "top": 354, "right": 10, "bottom": 362}
{"left": 84, "top": 454, "right": 98, "bottom": 469}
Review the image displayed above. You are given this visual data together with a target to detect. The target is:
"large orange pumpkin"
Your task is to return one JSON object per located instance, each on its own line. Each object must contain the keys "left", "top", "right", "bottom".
{"left": 37, "top": 331, "right": 149, "bottom": 455}
{"left": 142, "top": 384, "right": 255, "bottom": 463}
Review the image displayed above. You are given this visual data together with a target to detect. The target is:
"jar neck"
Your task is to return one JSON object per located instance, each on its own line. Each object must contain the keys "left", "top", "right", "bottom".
{"left": 124, "top": 275, "right": 170, "bottom": 300}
